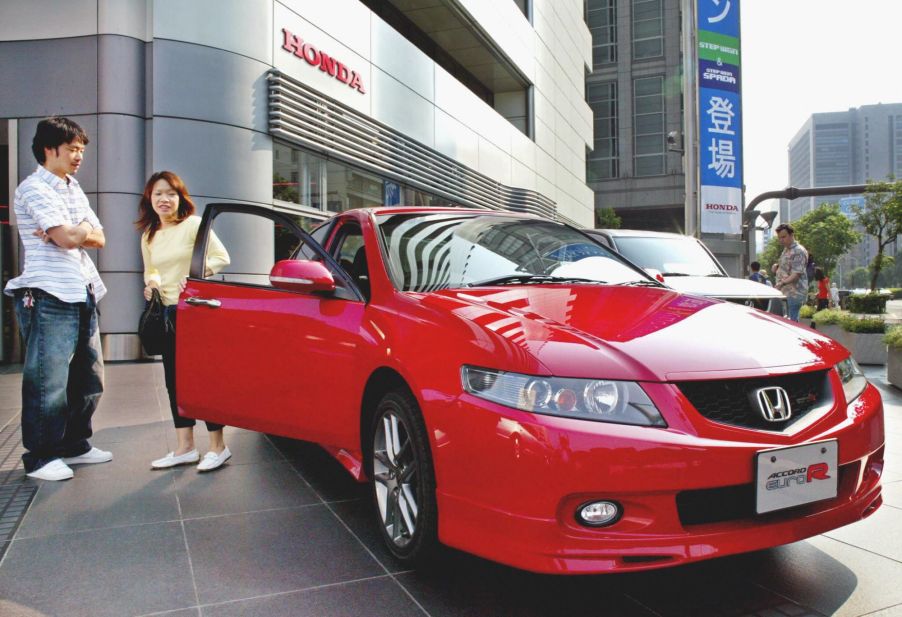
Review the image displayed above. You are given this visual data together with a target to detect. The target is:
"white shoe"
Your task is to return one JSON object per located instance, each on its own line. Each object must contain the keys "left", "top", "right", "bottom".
{"left": 62, "top": 447, "right": 113, "bottom": 465}
{"left": 26, "top": 459, "right": 74, "bottom": 481}
{"left": 197, "top": 447, "right": 231, "bottom": 472}
{"left": 151, "top": 449, "right": 199, "bottom": 469}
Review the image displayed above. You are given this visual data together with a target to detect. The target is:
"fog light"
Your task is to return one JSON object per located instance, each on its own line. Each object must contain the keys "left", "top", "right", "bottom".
{"left": 577, "top": 501, "right": 621, "bottom": 527}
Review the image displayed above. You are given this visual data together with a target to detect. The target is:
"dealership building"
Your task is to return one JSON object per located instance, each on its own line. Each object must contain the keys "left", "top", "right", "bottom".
{"left": 0, "top": 0, "right": 594, "bottom": 362}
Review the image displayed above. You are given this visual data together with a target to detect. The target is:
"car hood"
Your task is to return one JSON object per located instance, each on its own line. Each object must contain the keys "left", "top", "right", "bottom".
{"left": 661, "top": 276, "right": 785, "bottom": 300}
{"left": 425, "top": 285, "right": 843, "bottom": 382}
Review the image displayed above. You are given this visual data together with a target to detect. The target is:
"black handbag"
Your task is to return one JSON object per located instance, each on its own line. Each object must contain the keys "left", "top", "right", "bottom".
{"left": 138, "top": 289, "right": 172, "bottom": 356}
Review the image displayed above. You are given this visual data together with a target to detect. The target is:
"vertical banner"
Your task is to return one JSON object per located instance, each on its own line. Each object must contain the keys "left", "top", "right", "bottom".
{"left": 697, "top": 0, "right": 742, "bottom": 234}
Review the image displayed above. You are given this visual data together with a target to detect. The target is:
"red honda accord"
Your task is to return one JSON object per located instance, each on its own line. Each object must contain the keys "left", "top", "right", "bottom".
{"left": 177, "top": 205, "right": 884, "bottom": 574}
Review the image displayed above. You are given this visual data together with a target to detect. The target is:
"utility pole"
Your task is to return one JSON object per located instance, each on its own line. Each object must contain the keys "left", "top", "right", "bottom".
{"left": 681, "top": 0, "right": 699, "bottom": 237}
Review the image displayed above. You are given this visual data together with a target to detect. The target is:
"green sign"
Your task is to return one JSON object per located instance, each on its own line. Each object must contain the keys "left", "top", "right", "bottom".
{"left": 698, "top": 30, "right": 740, "bottom": 66}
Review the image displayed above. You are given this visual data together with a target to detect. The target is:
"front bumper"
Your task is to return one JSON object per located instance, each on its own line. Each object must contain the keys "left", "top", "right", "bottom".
{"left": 431, "top": 381, "right": 884, "bottom": 574}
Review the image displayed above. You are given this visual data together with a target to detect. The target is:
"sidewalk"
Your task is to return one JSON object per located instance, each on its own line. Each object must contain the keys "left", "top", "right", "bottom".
{"left": 0, "top": 361, "right": 900, "bottom": 617}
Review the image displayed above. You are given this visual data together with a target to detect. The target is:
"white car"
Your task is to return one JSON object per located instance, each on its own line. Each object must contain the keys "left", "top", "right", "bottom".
{"left": 585, "top": 229, "right": 786, "bottom": 311}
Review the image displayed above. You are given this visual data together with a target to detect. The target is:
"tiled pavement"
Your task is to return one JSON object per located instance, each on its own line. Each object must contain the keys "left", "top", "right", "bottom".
{"left": 0, "top": 362, "right": 900, "bottom": 617}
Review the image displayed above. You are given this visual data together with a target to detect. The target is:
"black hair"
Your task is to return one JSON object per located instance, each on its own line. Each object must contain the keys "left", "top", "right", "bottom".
{"left": 815, "top": 267, "right": 825, "bottom": 281}
{"left": 774, "top": 223, "right": 795, "bottom": 235}
{"left": 31, "top": 116, "right": 89, "bottom": 164}
{"left": 750, "top": 261, "right": 761, "bottom": 271}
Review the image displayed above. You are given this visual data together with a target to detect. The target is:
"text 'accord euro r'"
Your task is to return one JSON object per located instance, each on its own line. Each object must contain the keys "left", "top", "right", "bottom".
{"left": 176, "top": 205, "right": 884, "bottom": 574}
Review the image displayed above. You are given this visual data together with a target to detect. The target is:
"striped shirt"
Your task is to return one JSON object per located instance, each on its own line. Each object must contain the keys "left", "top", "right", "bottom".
{"left": 4, "top": 166, "right": 106, "bottom": 303}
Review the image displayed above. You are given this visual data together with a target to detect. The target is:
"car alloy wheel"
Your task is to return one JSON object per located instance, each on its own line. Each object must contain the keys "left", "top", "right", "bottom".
{"left": 369, "top": 389, "right": 437, "bottom": 563}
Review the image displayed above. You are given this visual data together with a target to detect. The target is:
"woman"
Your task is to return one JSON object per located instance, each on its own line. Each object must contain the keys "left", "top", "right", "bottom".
{"left": 815, "top": 267, "right": 830, "bottom": 311}
{"left": 137, "top": 171, "right": 232, "bottom": 471}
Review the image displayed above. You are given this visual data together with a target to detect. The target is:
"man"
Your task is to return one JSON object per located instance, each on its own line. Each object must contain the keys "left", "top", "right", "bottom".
{"left": 4, "top": 117, "right": 112, "bottom": 481}
{"left": 771, "top": 223, "right": 809, "bottom": 322}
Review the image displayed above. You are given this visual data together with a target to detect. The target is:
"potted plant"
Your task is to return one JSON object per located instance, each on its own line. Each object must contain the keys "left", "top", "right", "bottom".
{"left": 885, "top": 326, "right": 902, "bottom": 388}
{"left": 811, "top": 308, "right": 847, "bottom": 346}
{"left": 840, "top": 314, "right": 886, "bottom": 365}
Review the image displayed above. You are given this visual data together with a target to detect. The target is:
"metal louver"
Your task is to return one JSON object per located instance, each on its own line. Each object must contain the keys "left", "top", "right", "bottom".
{"left": 268, "top": 69, "right": 570, "bottom": 224}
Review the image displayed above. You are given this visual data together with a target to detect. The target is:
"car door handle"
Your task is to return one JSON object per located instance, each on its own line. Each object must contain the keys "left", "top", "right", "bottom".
{"left": 185, "top": 297, "right": 222, "bottom": 308}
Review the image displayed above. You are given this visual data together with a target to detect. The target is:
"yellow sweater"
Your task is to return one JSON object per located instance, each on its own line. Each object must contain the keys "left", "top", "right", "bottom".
{"left": 141, "top": 215, "right": 230, "bottom": 306}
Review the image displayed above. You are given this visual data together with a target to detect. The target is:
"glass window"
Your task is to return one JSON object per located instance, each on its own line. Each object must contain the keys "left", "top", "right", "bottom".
{"left": 587, "top": 0, "right": 617, "bottom": 65}
{"left": 632, "top": 0, "right": 663, "bottom": 59}
{"left": 633, "top": 76, "right": 664, "bottom": 177}
{"left": 586, "top": 81, "right": 618, "bottom": 180}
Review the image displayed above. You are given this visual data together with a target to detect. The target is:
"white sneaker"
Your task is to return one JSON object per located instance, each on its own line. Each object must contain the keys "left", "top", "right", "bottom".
{"left": 197, "top": 447, "right": 232, "bottom": 472}
{"left": 151, "top": 450, "right": 199, "bottom": 469}
{"left": 62, "top": 447, "right": 113, "bottom": 465}
{"left": 26, "top": 459, "right": 74, "bottom": 481}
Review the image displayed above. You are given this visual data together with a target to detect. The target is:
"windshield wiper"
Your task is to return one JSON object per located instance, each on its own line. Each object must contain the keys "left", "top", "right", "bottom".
{"left": 466, "top": 275, "right": 606, "bottom": 287}
{"left": 660, "top": 272, "right": 690, "bottom": 277}
{"left": 620, "top": 280, "right": 665, "bottom": 287}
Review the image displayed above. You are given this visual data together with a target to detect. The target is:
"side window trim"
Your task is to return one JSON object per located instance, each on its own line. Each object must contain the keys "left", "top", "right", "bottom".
{"left": 191, "top": 203, "right": 363, "bottom": 301}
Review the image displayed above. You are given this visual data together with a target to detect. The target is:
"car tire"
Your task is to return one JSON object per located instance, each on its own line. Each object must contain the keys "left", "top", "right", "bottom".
{"left": 368, "top": 389, "right": 438, "bottom": 564}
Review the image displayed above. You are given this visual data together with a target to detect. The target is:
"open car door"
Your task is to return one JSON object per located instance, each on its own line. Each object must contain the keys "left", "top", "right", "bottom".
{"left": 175, "top": 204, "right": 367, "bottom": 446}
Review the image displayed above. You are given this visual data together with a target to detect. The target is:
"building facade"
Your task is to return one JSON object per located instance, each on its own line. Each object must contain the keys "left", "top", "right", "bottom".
{"left": 584, "top": 0, "right": 685, "bottom": 232}
{"left": 0, "top": 0, "right": 594, "bottom": 362}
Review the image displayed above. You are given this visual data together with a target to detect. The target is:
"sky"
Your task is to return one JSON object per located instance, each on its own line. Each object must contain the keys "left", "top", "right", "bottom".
{"left": 740, "top": 0, "right": 902, "bottom": 213}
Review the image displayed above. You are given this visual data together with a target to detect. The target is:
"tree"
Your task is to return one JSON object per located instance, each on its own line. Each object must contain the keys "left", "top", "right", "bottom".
{"left": 852, "top": 177, "right": 902, "bottom": 291}
{"left": 595, "top": 207, "right": 622, "bottom": 229}
{"left": 849, "top": 267, "right": 870, "bottom": 288}
{"left": 791, "top": 202, "right": 860, "bottom": 278}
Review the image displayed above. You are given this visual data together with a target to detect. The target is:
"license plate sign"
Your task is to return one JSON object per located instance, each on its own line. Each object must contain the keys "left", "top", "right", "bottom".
{"left": 755, "top": 441, "right": 838, "bottom": 514}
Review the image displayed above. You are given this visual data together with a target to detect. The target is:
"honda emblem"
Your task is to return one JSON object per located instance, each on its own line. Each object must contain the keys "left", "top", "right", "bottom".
{"left": 755, "top": 387, "right": 792, "bottom": 422}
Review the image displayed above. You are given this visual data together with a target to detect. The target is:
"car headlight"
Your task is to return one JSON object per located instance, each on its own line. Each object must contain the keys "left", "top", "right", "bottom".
{"left": 461, "top": 366, "right": 666, "bottom": 427}
{"left": 836, "top": 357, "right": 867, "bottom": 403}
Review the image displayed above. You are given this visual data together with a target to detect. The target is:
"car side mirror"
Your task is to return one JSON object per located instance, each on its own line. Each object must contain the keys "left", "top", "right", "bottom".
{"left": 269, "top": 259, "right": 336, "bottom": 294}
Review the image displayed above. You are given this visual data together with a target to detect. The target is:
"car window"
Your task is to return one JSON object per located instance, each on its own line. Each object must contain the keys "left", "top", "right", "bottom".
{"left": 202, "top": 210, "right": 355, "bottom": 297}
{"left": 613, "top": 236, "right": 723, "bottom": 277}
{"left": 376, "top": 212, "right": 649, "bottom": 292}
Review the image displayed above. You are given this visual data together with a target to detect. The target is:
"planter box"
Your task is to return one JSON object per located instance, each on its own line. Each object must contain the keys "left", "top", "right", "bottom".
{"left": 845, "top": 331, "right": 886, "bottom": 365}
{"left": 888, "top": 347, "right": 902, "bottom": 388}
{"left": 813, "top": 323, "right": 848, "bottom": 347}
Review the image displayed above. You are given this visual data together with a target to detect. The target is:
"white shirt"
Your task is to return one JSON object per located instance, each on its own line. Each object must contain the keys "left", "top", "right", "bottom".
{"left": 4, "top": 166, "right": 106, "bottom": 303}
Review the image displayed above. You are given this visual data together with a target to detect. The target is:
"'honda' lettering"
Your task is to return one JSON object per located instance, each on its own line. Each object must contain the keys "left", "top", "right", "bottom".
{"left": 281, "top": 28, "right": 366, "bottom": 94}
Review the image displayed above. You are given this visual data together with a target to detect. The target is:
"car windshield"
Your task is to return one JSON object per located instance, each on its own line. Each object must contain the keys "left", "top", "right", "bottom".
{"left": 377, "top": 212, "right": 651, "bottom": 292}
{"left": 613, "top": 236, "right": 723, "bottom": 277}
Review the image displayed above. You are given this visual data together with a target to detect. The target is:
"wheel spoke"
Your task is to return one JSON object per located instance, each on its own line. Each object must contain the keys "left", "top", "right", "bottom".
{"left": 390, "top": 414, "right": 402, "bottom": 463}
{"left": 374, "top": 482, "right": 389, "bottom": 521}
{"left": 382, "top": 416, "right": 397, "bottom": 464}
{"left": 399, "top": 458, "right": 417, "bottom": 482}
{"left": 400, "top": 484, "right": 419, "bottom": 522}
{"left": 373, "top": 450, "right": 391, "bottom": 472}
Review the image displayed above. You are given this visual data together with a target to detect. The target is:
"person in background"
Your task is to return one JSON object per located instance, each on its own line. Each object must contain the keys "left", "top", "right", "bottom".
{"left": 771, "top": 223, "right": 809, "bottom": 322}
{"left": 4, "top": 117, "right": 112, "bottom": 481}
{"left": 748, "top": 261, "right": 770, "bottom": 285}
{"left": 815, "top": 267, "right": 830, "bottom": 311}
{"left": 830, "top": 281, "right": 840, "bottom": 309}
{"left": 136, "top": 171, "right": 232, "bottom": 472}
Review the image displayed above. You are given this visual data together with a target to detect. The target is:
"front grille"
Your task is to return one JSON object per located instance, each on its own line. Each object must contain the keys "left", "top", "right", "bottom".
{"left": 677, "top": 462, "right": 858, "bottom": 526}
{"left": 676, "top": 370, "right": 832, "bottom": 431}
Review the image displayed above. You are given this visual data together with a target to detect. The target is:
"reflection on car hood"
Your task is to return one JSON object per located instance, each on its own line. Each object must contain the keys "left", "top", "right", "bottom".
{"left": 661, "top": 276, "right": 785, "bottom": 300}
{"left": 427, "top": 285, "right": 842, "bottom": 382}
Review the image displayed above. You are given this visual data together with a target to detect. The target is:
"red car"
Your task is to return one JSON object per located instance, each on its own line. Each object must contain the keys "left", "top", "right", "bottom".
{"left": 177, "top": 205, "right": 884, "bottom": 574}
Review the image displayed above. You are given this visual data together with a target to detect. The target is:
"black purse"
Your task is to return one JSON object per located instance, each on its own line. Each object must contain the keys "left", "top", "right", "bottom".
{"left": 138, "top": 289, "right": 172, "bottom": 356}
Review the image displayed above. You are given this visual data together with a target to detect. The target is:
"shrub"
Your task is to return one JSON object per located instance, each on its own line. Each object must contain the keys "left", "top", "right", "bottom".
{"left": 885, "top": 326, "right": 902, "bottom": 349}
{"left": 799, "top": 304, "right": 816, "bottom": 319}
{"left": 812, "top": 308, "right": 845, "bottom": 325}
{"left": 847, "top": 293, "right": 890, "bottom": 314}
{"left": 891, "top": 288, "right": 902, "bottom": 300}
{"left": 840, "top": 314, "right": 885, "bottom": 333}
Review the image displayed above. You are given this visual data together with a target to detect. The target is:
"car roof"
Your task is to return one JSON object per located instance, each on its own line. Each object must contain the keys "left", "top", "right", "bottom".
{"left": 360, "top": 207, "right": 541, "bottom": 219}
{"left": 587, "top": 229, "right": 691, "bottom": 239}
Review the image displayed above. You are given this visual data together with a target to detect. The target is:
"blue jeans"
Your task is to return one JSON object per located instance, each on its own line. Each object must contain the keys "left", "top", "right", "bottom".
{"left": 14, "top": 288, "right": 104, "bottom": 472}
{"left": 786, "top": 296, "right": 805, "bottom": 322}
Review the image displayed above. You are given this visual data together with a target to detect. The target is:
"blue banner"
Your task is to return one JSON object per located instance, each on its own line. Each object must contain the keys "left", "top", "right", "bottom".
{"left": 698, "top": 0, "right": 739, "bottom": 38}
{"left": 699, "top": 59, "right": 740, "bottom": 93}
{"left": 699, "top": 87, "right": 742, "bottom": 188}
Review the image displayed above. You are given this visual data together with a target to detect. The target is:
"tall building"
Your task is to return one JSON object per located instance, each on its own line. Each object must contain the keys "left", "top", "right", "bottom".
{"left": 786, "top": 103, "right": 902, "bottom": 220}
{"left": 584, "top": 0, "right": 685, "bottom": 232}
{"left": 0, "top": 0, "right": 594, "bottom": 362}
{"left": 786, "top": 103, "right": 902, "bottom": 283}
